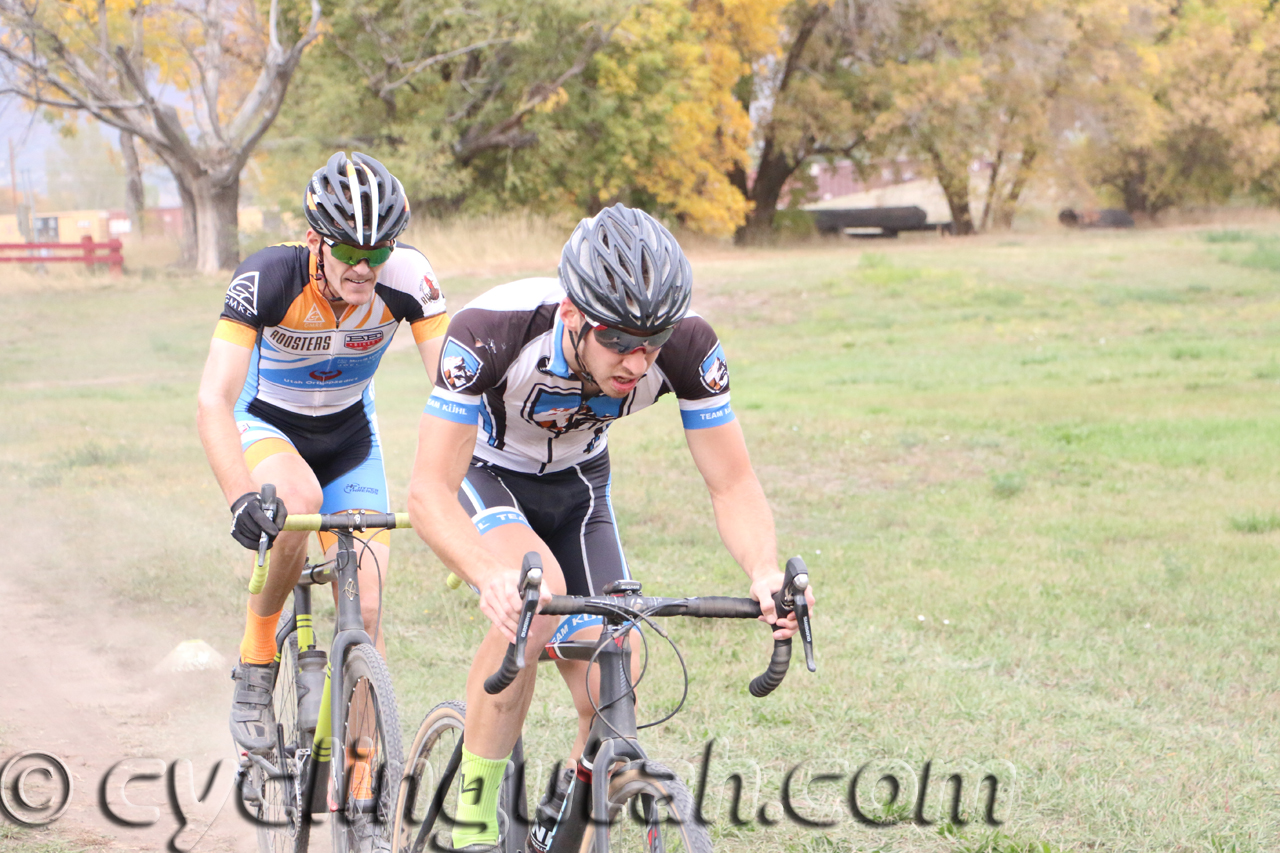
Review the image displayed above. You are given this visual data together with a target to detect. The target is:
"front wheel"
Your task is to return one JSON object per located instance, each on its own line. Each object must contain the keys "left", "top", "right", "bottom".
{"left": 393, "top": 701, "right": 525, "bottom": 853}
{"left": 332, "top": 643, "right": 403, "bottom": 853}
{"left": 248, "top": 611, "right": 310, "bottom": 853}
{"left": 578, "top": 761, "right": 711, "bottom": 853}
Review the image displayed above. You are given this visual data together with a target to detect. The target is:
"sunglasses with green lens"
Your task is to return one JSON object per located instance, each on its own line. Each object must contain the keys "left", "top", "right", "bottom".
{"left": 324, "top": 238, "right": 394, "bottom": 267}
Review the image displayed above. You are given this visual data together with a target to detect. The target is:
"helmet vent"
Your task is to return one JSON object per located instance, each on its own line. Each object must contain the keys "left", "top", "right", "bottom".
{"left": 302, "top": 151, "right": 410, "bottom": 247}
{"left": 558, "top": 204, "right": 692, "bottom": 334}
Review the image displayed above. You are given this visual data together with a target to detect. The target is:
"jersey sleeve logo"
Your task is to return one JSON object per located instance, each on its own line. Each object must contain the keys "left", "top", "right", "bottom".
{"left": 225, "top": 270, "right": 260, "bottom": 317}
{"left": 700, "top": 342, "right": 730, "bottom": 393}
{"left": 441, "top": 337, "right": 483, "bottom": 391}
{"left": 420, "top": 273, "right": 443, "bottom": 307}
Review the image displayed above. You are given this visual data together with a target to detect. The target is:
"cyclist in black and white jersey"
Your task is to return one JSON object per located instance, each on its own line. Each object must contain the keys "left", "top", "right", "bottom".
{"left": 407, "top": 204, "right": 814, "bottom": 852}
{"left": 197, "top": 152, "right": 448, "bottom": 753}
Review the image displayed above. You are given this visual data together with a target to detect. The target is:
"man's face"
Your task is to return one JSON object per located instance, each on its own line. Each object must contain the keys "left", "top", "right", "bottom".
{"left": 560, "top": 300, "right": 663, "bottom": 398}
{"left": 305, "top": 230, "right": 389, "bottom": 306}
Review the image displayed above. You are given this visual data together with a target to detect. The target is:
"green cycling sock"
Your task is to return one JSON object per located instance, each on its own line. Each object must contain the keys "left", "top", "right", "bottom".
{"left": 452, "top": 745, "right": 510, "bottom": 848}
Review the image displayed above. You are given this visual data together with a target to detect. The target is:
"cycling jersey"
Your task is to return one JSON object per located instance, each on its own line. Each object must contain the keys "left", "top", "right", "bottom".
{"left": 214, "top": 242, "right": 449, "bottom": 417}
{"left": 424, "top": 277, "right": 733, "bottom": 474}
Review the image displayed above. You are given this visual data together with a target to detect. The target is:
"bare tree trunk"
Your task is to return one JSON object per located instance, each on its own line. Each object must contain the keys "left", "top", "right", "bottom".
{"left": 174, "top": 174, "right": 198, "bottom": 269}
{"left": 732, "top": 1, "right": 829, "bottom": 245}
{"left": 996, "top": 141, "right": 1037, "bottom": 229}
{"left": 928, "top": 144, "right": 975, "bottom": 235}
{"left": 119, "top": 131, "right": 144, "bottom": 237}
{"left": 193, "top": 176, "right": 240, "bottom": 273}
{"left": 736, "top": 141, "right": 797, "bottom": 244}
{"left": 979, "top": 149, "right": 1004, "bottom": 232}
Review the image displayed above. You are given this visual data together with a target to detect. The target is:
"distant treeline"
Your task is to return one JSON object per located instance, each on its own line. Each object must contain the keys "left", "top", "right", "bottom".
{"left": 256, "top": 0, "right": 1280, "bottom": 241}
{"left": 4, "top": 0, "right": 1276, "bottom": 269}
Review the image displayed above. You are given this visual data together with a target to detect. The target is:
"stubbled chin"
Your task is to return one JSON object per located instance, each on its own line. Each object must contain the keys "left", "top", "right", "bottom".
{"left": 342, "top": 284, "right": 375, "bottom": 303}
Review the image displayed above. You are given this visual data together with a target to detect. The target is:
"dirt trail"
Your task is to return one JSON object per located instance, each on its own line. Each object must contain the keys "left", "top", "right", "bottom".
{"left": 0, "top": 571, "right": 260, "bottom": 852}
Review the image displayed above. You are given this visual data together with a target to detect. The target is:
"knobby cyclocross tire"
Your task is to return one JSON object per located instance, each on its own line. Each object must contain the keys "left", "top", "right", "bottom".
{"left": 251, "top": 610, "right": 310, "bottom": 853}
{"left": 331, "top": 643, "right": 404, "bottom": 853}
{"left": 577, "top": 761, "right": 712, "bottom": 853}
{"left": 393, "top": 701, "right": 525, "bottom": 853}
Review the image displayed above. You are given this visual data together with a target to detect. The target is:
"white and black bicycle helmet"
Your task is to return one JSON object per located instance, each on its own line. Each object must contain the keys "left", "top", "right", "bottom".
{"left": 559, "top": 204, "right": 693, "bottom": 333}
{"left": 304, "top": 152, "right": 410, "bottom": 247}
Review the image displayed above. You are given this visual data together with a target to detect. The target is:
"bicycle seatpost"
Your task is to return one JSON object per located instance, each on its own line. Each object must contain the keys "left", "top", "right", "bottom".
{"left": 484, "top": 551, "right": 543, "bottom": 694}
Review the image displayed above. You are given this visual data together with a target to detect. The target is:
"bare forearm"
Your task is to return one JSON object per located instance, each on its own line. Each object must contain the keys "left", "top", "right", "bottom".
{"left": 196, "top": 402, "right": 255, "bottom": 506}
{"left": 709, "top": 477, "right": 778, "bottom": 582}
{"left": 408, "top": 414, "right": 508, "bottom": 586}
{"left": 408, "top": 481, "right": 505, "bottom": 585}
{"left": 196, "top": 337, "right": 255, "bottom": 507}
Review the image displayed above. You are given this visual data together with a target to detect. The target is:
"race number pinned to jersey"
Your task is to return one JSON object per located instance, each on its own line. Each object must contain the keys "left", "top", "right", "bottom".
{"left": 441, "top": 337, "right": 483, "bottom": 391}
{"left": 699, "top": 342, "right": 730, "bottom": 393}
{"left": 226, "top": 271, "right": 260, "bottom": 317}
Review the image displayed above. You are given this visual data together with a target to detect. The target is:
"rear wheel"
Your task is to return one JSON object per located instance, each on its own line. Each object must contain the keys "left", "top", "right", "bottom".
{"left": 249, "top": 611, "right": 311, "bottom": 853}
{"left": 332, "top": 643, "right": 403, "bottom": 853}
{"left": 578, "top": 761, "right": 711, "bottom": 853}
{"left": 394, "top": 701, "right": 525, "bottom": 853}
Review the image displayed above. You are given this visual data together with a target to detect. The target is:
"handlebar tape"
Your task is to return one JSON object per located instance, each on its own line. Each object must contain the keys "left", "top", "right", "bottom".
{"left": 749, "top": 638, "right": 792, "bottom": 698}
{"left": 484, "top": 643, "right": 523, "bottom": 695}
{"left": 679, "top": 597, "right": 762, "bottom": 618}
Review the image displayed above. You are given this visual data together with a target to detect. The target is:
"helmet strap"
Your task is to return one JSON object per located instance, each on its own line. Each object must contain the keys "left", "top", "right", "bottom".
{"left": 569, "top": 321, "right": 600, "bottom": 390}
{"left": 313, "top": 244, "right": 344, "bottom": 304}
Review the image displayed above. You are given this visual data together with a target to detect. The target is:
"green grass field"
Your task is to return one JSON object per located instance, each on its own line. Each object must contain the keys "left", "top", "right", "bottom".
{"left": 2, "top": 226, "right": 1278, "bottom": 853}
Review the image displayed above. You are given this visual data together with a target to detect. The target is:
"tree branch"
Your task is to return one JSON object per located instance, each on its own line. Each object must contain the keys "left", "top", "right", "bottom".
{"left": 454, "top": 21, "right": 616, "bottom": 164}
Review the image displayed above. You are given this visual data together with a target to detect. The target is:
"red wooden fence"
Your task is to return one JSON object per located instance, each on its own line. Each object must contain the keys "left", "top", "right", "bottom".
{"left": 0, "top": 235, "right": 124, "bottom": 275}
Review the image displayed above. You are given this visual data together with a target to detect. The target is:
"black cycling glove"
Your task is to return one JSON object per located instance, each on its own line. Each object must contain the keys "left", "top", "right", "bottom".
{"left": 230, "top": 492, "right": 289, "bottom": 550}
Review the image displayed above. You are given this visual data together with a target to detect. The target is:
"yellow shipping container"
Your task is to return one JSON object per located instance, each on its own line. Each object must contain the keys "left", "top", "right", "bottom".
{"left": 0, "top": 215, "right": 23, "bottom": 243}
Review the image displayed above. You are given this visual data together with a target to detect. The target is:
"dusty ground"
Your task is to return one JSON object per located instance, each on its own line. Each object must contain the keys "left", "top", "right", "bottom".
{"left": 0, "top": 569, "right": 263, "bottom": 852}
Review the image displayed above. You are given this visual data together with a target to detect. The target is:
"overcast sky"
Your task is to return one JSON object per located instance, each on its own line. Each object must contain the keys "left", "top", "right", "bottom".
{"left": 0, "top": 96, "right": 179, "bottom": 208}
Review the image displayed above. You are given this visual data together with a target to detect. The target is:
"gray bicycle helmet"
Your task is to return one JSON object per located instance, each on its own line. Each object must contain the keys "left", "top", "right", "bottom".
{"left": 559, "top": 204, "right": 693, "bottom": 333}
{"left": 304, "top": 151, "right": 410, "bottom": 247}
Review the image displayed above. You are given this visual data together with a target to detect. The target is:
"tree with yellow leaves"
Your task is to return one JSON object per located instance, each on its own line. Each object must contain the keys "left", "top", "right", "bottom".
{"left": 1078, "top": 0, "right": 1280, "bottom": 215}
{"left": 470, "top": 0, "right": 786, "bottom": 235}
{"left": 864, "top": 0, "right": 1136, "bottom": 233}
{"left": 0, "top": 0, "right": 321, "bottom": 271}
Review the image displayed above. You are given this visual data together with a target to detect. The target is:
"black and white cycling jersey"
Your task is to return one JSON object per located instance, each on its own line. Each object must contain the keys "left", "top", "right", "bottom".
{"left": 424, "top": 277, "right": 734, "bottom": 474}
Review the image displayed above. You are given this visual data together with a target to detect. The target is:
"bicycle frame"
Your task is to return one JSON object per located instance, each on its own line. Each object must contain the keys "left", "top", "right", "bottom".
{"left": 408, "top": 555, "right": 813, "bottom": 853}
{"left": 411, "top": 629, "right": 645, "bottom": 853}
{"left": 544, "top": 621, "right": 649, "bottom": 853}
{"left": 275, "top": 526, "right": 380, "bottom": 819}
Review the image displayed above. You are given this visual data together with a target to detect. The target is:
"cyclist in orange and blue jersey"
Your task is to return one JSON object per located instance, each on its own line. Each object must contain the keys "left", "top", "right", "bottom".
{"left": 196, "top": 152, "right": 448, "bottom": 753}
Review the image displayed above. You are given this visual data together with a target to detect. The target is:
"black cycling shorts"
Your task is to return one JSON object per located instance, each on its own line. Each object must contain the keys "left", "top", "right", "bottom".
{"left": 239, "top": 396, "right": 389, "bottom": 513}
{"left": 456, "top": 451, "right": 629, "bottom": 596}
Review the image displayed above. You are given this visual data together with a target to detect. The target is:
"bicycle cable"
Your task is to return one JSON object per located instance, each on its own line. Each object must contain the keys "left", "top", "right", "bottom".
{"left": 634, "top": 601, "right": 690, "bottom": 730}
{"left": 354, "top": 533, "right": 386, "bottom": 645}
{"left": 580, "top": 599, "right": 692, "bottom": 738}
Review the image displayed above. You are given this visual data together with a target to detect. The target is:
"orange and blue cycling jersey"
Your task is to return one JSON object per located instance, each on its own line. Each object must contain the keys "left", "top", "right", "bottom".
{"left": 213, "top": 242, "right": 448, "bottom": 520}
{"left": 215, "top": 242, "right": 448, "bottom": 416}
